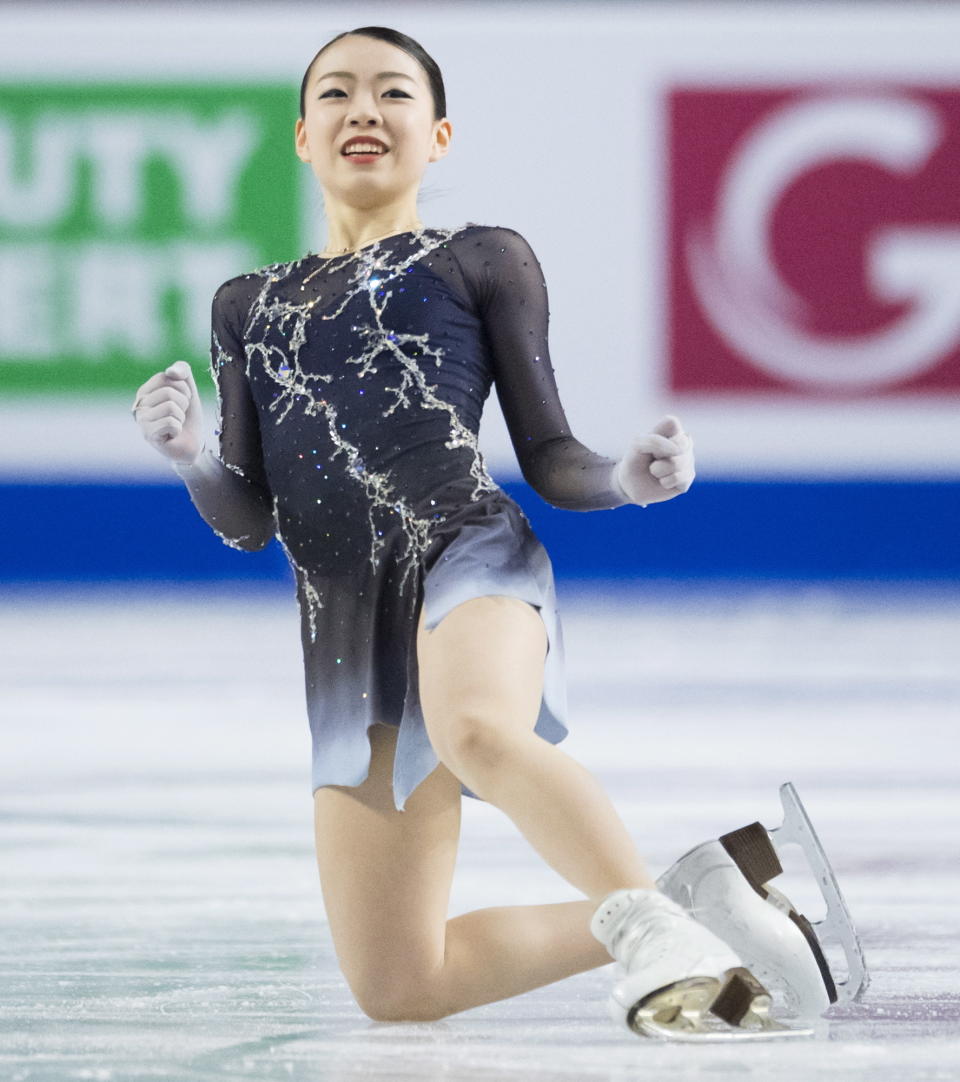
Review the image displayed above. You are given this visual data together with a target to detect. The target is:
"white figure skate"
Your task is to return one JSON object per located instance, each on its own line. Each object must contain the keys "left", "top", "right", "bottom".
{"left": 657, "top": 782, "right": 868, "bottom": 1019}
{"left": 589, "top": 887, "right": 814, "bottom": 1041}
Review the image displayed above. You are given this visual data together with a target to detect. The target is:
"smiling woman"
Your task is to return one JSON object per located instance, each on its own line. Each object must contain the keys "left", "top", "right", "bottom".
{"left": 123, "top": 22, "right": 801, "bottom": 1042}
{"left": 292, "top": 27, "right": 452, "bottom": 257}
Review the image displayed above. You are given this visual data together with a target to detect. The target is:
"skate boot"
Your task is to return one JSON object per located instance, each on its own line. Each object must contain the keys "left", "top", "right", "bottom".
{"left": 589, "top": 887, "right": 813, "bottom": 1041}
{"left": 657, "top": 782, "right": 868, "bottom": 1019}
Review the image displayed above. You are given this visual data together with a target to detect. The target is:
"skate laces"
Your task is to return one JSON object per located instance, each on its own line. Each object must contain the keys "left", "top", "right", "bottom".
{"left": 614, "top": 895, "right": 692, "bottom": 970}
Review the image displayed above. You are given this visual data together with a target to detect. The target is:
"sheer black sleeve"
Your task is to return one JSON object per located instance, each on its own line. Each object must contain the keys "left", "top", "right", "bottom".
{"left": 466, "top": 226, "right": 629, "bottom": 511}
{"left": 172, "top": 275, "right": 276, "bottom": 551}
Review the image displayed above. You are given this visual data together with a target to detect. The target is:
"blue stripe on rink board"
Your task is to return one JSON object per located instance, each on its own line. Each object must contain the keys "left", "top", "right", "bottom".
{"left": 1, "top": 478, "right": 958, "bottom": 582}
{"left": 517, "top": 478, "right": 960, "bottom": 582}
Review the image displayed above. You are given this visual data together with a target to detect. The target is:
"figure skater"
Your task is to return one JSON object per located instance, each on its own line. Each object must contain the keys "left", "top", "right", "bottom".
{"left": 131, "top": 26, "right": 805, "bottom": 1040}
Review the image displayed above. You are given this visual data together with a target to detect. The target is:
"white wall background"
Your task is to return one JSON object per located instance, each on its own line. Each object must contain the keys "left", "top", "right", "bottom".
{"left": 3, "top": 0, "right": 959, "bottom": 481}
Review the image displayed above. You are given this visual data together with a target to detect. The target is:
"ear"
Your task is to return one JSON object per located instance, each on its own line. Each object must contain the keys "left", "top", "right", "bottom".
{"left": 431, "top": 118, "right": 453, "bottom": 162}
{"left": 294, "top": 117, "right": 311, "bottom": 163}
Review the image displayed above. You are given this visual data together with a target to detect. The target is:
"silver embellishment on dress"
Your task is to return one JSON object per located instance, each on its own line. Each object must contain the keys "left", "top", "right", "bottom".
{"left": 273, "top": 509, "right": 325, "bottom": 643}
{"left": 205, "top": 331, "right": 275, "bottom": 554}
{"left": 215, "top": 226, "right": 499, "bottom": 639}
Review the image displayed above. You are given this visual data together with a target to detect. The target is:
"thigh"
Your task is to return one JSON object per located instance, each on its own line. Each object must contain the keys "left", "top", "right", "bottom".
{"left": 416, "top": 594, "right": 548, "bottom": 765}
{"left": 312, "top": 721, "right": 462, "bottom": 1020}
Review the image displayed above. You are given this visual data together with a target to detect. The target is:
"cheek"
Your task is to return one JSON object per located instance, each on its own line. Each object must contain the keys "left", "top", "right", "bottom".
{"left": 396, "top": 132, "right": 434, "bottom": 160}
{"left": 301, "top": 118, "right": 332, "bottom": 148}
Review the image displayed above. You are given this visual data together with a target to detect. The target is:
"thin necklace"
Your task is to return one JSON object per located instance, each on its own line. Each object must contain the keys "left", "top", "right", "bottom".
{"left": 318, "top": 221, "right": 425, "bottom": 258}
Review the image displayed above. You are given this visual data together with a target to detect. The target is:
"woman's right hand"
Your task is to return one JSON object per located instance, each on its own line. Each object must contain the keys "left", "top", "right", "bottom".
{"left": 132, "top": 360, "right": 205, "bottom": 465}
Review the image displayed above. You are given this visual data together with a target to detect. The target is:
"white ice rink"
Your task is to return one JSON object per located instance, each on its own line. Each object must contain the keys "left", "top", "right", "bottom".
{"left": 2, "top": 582, "right": 958, "bottom": 1081}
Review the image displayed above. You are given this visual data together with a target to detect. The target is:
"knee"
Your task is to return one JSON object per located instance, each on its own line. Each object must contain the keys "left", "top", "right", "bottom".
{"left": 355, "top": 982, "right": 448, "bottom": 1023}
{"left": 429, "top": 710, "right": 516, "bottom": 774}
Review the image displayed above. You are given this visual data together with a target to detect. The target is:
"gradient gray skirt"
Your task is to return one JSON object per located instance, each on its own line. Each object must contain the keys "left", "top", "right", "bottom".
{"left": 296, "top": 489, "right": 569, "bottom": 812}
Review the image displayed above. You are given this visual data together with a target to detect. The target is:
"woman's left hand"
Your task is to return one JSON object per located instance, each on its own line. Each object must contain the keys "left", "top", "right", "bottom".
{"left": 613, "top": 415, "right": 695, "bottom": 507}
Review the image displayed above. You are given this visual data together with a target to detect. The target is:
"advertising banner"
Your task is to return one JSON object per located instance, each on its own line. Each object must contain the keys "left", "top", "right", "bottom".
{"left": 669, "top": 86, "right": 960, "bottom": 396}
{"left": 0, "top": 83, "right": 302, "bottom": 394}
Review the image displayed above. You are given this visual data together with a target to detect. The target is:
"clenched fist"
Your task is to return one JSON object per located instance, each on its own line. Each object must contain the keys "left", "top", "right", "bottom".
{"left": 613, "top": 415, "right": 695, "bottom": 507}
{"left": 131, "top": 360, "right": 205, "bottom": 466}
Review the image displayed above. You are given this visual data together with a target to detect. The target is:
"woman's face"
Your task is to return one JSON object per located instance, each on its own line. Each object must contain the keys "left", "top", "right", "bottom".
{"left": 295, "top": 35, "right": 451, "bottom": 206}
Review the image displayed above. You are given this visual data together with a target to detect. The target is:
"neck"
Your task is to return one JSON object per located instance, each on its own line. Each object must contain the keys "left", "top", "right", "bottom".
{"left": 320, "top": 212, "right": 425, "bottom": 256}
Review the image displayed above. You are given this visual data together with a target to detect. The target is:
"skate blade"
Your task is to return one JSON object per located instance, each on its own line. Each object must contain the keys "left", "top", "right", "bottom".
{"left": 719, "top": 782, "right": 869, "bottom": 1007}
{"left": 627, "top": 973, "right": 813, "bottom": 1042}
{"left": 775, "top": 782, "right": 870, "bottom": 1004}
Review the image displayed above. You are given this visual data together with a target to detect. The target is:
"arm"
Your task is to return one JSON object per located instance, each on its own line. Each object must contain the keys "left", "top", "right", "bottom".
{"left": 477, "top": 227, "right": 629, "bottom": 511}
{"left": 171, "top": 277, "right": 276, "bottom": 551}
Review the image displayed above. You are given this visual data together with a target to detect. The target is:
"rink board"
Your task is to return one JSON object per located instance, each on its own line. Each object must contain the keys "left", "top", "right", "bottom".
{"left": 3, "top": 477, "right": 957, "bottom": 583}
{"left": 3, "top": 1, "right": 960, "bottom": 584}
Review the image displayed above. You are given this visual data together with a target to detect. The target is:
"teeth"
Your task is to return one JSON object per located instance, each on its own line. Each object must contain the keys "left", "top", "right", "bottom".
{"left": 345, "top": 144, "right": 385, "bottom": 155}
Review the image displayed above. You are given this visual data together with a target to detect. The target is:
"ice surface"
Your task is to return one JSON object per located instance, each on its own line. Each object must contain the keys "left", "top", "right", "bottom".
{"left": 1, "top": 582, "right": 958, "bottom": 1081}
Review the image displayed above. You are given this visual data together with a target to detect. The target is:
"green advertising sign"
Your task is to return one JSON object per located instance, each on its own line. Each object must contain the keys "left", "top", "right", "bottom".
{"left": 0, "top": 83, "right": 305, "bottom": 393}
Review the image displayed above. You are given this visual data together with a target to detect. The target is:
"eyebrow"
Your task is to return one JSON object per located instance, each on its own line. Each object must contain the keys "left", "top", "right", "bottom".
{"left": 315, "top": 71, "right": 416, "bottom": 84}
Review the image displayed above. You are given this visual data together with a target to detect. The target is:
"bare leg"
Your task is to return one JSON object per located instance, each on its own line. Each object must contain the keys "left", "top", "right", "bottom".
{"left": 417, "top": 596, "right": 656, "bottom": 901}
{"left": 315, "top": 596, "right": 657, "bottom": 1022}
{"left": 437, "top": 898, "right": 614, "bottom": 1016}
{"left": 315, "top": 723, "right": 614, "bottom": 1021}
{"left": 462, "top": 727, "right": 656, "bottom": 900}
{"left": 412, "top": 595, "right": 662, "bottom": 1017}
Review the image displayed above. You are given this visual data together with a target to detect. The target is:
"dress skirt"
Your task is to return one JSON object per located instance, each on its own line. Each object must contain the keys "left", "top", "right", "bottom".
{"left": 298, "top": 489, "right": 569, "bottom": 812}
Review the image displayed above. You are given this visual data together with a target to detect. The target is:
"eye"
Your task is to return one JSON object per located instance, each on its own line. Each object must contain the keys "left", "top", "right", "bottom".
{"left": 318, "top": 88, "right": 411, "bottom": 99}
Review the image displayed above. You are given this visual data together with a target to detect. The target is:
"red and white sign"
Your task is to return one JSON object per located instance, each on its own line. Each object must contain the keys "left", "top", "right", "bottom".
{"left": 669, "top": 87, "right": 960, "bottom": 395}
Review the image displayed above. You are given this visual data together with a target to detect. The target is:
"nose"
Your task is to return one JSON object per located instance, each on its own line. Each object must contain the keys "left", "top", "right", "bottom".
{"left": 346, "top": 94, "right": 384, "bottom": 129}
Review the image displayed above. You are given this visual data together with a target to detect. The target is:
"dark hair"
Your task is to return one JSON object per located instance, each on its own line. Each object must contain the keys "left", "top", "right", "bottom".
{"left": 299, "top": 26, "right": 446, "bottom": 122}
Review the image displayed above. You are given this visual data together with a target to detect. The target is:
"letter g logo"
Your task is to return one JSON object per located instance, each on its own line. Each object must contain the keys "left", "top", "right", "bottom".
{"left": 674, "top": 91, "right": 960, "bottom": 392}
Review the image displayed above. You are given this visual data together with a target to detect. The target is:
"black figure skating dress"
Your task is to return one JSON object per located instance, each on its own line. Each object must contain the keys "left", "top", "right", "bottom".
{"left": 181, "top": 224, "right": 630, "bottom": 811}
